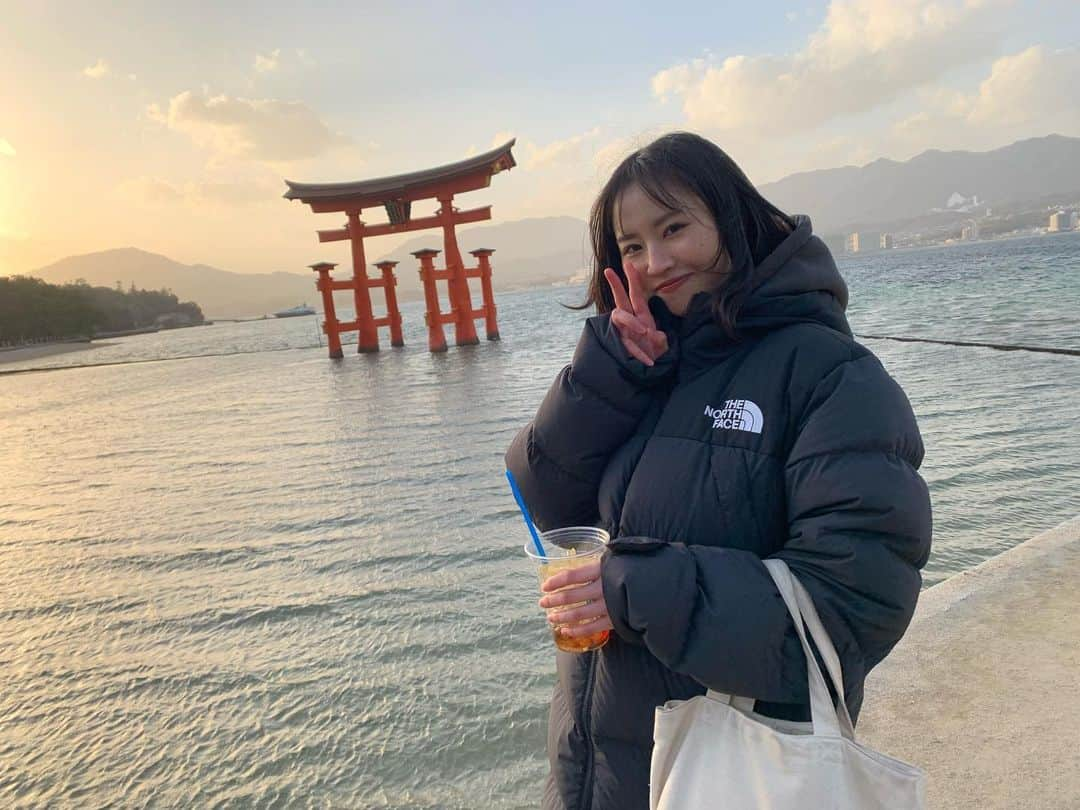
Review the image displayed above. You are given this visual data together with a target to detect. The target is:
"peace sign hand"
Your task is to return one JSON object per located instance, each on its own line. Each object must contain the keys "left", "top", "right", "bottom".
{"left": 604, "top": 262, "right": 669, "bottom": 367}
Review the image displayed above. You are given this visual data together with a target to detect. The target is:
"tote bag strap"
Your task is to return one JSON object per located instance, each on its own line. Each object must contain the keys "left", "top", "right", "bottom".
{"left": 762, "top": 558, "right": 855, "bottom": 740}
{"left": 787, "top": 568, "right": 857, "bottom": 738}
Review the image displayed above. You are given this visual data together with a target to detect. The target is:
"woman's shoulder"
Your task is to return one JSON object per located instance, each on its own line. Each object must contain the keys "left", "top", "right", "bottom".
{"left": 750, "top": 322, "right": 871, "bottom": 380}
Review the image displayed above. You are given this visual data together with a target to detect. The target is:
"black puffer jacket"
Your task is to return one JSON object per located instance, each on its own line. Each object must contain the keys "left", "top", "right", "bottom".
{"left": 505, "top": 216, "right": 932, "bottom": 810}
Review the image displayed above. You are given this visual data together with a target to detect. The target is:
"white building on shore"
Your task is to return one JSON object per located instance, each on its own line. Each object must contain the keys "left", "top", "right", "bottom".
{"left": 1048, "top": 211, "right": 1070, "bottom": 232}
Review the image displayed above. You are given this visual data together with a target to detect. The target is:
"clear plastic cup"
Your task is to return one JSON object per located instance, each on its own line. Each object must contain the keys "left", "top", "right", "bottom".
{"left": 524, "top": 526, "right": 610, "bottom": 653}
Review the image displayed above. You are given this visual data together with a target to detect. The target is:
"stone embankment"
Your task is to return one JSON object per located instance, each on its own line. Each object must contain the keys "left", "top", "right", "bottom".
{"left": 860, "top": 515, "right": 1080, "bottom": 809}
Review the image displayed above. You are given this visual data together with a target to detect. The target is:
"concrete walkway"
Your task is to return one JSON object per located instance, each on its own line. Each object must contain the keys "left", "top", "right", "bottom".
{"left": 859, "top": 515, "right": 1080, "bottom": 809}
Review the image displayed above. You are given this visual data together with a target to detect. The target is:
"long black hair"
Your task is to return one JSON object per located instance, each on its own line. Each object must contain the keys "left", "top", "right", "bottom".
{"left": 579, "top": 132, "right": 794, "bottom": 337}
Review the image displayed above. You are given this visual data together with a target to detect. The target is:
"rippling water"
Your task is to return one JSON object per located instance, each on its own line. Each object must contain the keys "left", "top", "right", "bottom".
{"left": 2, "top": 232, "right": 1079, "bottom": 807}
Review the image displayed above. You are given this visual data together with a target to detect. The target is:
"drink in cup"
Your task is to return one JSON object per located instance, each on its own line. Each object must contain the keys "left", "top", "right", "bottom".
{"left": 524, "top": 527, "right": 610, "bottom": 653}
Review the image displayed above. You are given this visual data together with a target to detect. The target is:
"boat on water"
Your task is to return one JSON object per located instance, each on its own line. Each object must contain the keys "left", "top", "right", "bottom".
{"left": 273, "top": 303, "right": 316, "bottom": 318}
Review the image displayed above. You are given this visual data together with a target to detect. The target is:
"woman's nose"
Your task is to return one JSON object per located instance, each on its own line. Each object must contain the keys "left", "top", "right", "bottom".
{"left": 645, "top": 243, "right": 674, "bottom": 275}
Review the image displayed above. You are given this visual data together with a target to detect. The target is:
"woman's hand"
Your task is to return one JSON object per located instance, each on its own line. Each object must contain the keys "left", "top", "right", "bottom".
{"left": 604, "top": 262, "right": 669, "bottom": 367}
{"left": 539, "top": 558, "right": 614, "bottom": 639}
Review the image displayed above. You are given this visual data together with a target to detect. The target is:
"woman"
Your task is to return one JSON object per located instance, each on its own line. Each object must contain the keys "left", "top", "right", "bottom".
{"left": 504, "top": 132, "right": 932, "bottom": 810}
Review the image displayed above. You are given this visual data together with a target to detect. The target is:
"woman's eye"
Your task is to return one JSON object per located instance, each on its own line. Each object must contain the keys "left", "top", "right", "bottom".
{"left": 664, "top": 223, "right": 685, "bottom": 237}
{"left": 622, "top": 244, "right": 641, "bottom": 256}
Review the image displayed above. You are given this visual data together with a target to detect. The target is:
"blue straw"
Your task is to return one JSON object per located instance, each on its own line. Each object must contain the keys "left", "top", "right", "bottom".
{"left": 505, "top": 470, "right": 546, "bottom": 558}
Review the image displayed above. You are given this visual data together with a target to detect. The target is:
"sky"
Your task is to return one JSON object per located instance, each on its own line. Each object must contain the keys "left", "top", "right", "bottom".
{"left": 2, "top": 0, "right": 1079, "bottom": 276}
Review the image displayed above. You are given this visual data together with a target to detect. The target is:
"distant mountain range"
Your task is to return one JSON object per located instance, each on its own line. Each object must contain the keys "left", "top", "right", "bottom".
{"left": 25, "top": 218, "right": 592, "bottom": 319}
{"left": 15, "top": 134, "right": 1080, "bottom": 317}
{"left": 28, "top": 249, "right": 320, "bottom": 319}
{"left": 759, "top": 134, "right": 1080, "bottom": 234}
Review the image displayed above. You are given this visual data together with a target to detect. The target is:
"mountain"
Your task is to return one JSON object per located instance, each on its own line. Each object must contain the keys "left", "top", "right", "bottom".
{"left": 759, "top": 134, "right": 1080, "bottom": 234}
{"left": 28, "top": 248, "right": 319, "bottom": 319}
{"left": 21, "top": 217, "right": 591, "bottom": 318}
{"left": 373, "top": 215, "right": 590, "bottom": 293}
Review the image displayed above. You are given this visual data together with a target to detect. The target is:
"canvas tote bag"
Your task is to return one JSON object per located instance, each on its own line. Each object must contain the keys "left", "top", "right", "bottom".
{"left": 649, "top": 558, "right": 926, "bottom": 809}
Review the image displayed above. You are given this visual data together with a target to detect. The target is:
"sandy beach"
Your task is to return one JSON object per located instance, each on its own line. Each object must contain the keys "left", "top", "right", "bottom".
{"left": 0, "top": 341, "right": 113, "bottom": 366}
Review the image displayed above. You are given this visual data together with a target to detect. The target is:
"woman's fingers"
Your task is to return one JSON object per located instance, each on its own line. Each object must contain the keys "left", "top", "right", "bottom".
{"left": 604, "top": 267, "right": 633, "bottom": 313}
{"left": 647, "top": 330, "right": 669, "bottom": 358}
{"left": 610, "top": 309, "right": 646, "bottom": 337}
{"left": 548, "top": 602, "right": 599, "bottom": 625}
{"left": 624, "top": 263, "right": 658, "bottom": 331}
{"left": 546, "top": 582, "right": 604, "bottom": 624}
{"left": 622, "top": 336, "right": 656, "bottom": 366}
{"left": 540, "top": 559, "right": 602, "bottom": 594}
{"left": 605, "top": 266, "right": 664, "bottom": 366}
{"left": 543, "top": 579, "right": 609, "bottom": 632}
{"left": 557, "top": 615, "right": 614, "bottom": 639}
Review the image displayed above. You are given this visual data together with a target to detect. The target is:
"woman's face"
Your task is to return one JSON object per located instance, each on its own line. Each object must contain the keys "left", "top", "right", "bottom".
{"left": 613, "top": 182, "right": 729, "bottom": 316}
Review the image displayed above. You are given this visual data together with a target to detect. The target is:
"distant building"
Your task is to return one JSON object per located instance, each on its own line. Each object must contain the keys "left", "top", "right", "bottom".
{"left": 1048, "top": 211, "right": 1069, "bottom": 232}
{"left": 961, "top": 221, "right": 980, "bottom": 241}
{"left": 1071, "top": 212, "right": 1079, "bottom": 231}
{"left": 880, "top": 233, "right": 894, "bottom": 250}
{"left": 846, "top": 231, "right": 882, "bottom": 253}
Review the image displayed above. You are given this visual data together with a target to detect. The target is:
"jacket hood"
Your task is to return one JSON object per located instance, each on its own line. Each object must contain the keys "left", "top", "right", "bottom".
{"left": 648, "top": 215, "right": 851, "bottom": 380}
{"left": 737, "top": 214, "right": 850, "bottom": 336}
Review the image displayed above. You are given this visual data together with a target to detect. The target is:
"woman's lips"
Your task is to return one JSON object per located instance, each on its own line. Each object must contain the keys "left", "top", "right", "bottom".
{"left": 655, "top": 274, "right": 691, "bottom": 294}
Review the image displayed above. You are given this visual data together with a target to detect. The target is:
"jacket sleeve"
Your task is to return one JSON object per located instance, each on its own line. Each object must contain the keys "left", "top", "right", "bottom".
{"left": 504, "top": 313, "right": 676, "bottom": 531}
{"left": 600, "top": 352, "right": 932, "bottom": 718}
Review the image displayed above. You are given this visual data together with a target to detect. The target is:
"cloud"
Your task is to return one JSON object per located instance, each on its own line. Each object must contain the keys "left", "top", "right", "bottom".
{"left": 0, "top": 138, "right": 15, "bottom": 158}
{"left": 887, "top": 45, "right": 1080, "bottom": 154}
{"left": 525, "top": 128, "right": 602, "bottom": 170}
{"left": 147, "top": 90, "right": 352, "bottom": 162}
{"left": 83, "top": 58, "right": 110, "bottom": 79}
{"left": 254, "top": 49, "right": 281, "bottom": 73}
{"left": 487, "top": 128, "right": 605, "bottom": 171}
{"left": 652, "top": 0, "right": 1006, "bottom": 137}
{"left": 966, "top": 45, "right": 1080, "bottom": 128}
{"left": 121, "top": 174, "right": 281, "bottom": 207}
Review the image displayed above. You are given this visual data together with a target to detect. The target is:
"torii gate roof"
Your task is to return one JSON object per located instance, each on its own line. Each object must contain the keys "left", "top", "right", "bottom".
{"left": 283, "top": 139, "right": 516, "bottom": 210}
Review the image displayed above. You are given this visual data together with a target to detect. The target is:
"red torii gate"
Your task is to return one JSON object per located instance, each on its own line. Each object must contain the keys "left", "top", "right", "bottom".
{"left": 283, "top": 140, "right": 516, "bottom": 356}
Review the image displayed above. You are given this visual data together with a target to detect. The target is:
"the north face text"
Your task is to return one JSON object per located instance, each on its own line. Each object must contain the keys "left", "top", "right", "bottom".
{"left": 704, "top": 399, "right": 764, "bottom": 434}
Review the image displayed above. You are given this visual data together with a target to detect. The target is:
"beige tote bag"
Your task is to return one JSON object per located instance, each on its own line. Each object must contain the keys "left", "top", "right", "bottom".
{"left": 649, "top": 558, "right": 926, "bottom": 810}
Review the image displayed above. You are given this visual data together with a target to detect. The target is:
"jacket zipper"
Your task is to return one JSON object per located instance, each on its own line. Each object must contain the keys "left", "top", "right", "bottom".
{"left": 578, "top": 650, "right": 598, "bottom": 810}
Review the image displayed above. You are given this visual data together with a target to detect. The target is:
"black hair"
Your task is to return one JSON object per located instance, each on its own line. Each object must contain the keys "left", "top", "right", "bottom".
{"left": 578, "top": 131, "right": 794, "bottom": 337}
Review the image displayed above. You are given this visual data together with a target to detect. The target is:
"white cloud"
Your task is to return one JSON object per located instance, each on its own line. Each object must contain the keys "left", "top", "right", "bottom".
{"left": 652, "top": 0, "right": 1006, "bottom": 137}
{"left": 488, "top": 129, "right": 605, "bottom": 172}
{"left": 0, "top": 138, "right": 15, "bottom": 158}
{"left": 82, "top": 58, "right": 110, "bottom": 79}
{"left": 147, "top": 90, "right": 353, "bottom": 162}
{"left": 254, "top": 49, "right": 281, "bottom": 73}
{"left": 525, "top": 128, "right": 602, "bottom": 170}
{"left": 887, "top": 45, "right": 1080, "bottom": 154}
{"left": 966, "top": 46, "right": 1080, "bottom": 127}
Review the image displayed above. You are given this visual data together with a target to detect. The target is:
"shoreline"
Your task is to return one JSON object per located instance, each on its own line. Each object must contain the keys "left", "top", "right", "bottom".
{"left": 0, "top": 341, "right": 114, "bottom": 366}
{"left": 859, "top": 514, "right": 1080, "bottom": 808}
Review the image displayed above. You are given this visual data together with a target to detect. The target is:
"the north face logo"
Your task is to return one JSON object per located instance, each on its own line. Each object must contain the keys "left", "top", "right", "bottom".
{"left": 704, "top": 400, "right": 763, "bottom": 434}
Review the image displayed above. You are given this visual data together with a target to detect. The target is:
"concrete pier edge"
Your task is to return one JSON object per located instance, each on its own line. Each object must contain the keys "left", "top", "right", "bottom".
{"left": 911, "top": 514, "right": 1080, "bottom": 623}
{"left": 858, "top": 514, "right": 1080, "bottom": 809}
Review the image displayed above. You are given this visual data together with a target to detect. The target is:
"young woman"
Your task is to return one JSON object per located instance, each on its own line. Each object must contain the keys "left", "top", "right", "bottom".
{"left": 505, "top": 132, "right": 932, "bottom": 810}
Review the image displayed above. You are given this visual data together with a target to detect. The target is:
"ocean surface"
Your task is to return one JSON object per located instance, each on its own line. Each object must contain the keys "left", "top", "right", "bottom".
{"left": 2, "top": 232, "right": 1079, "bottom": 807}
